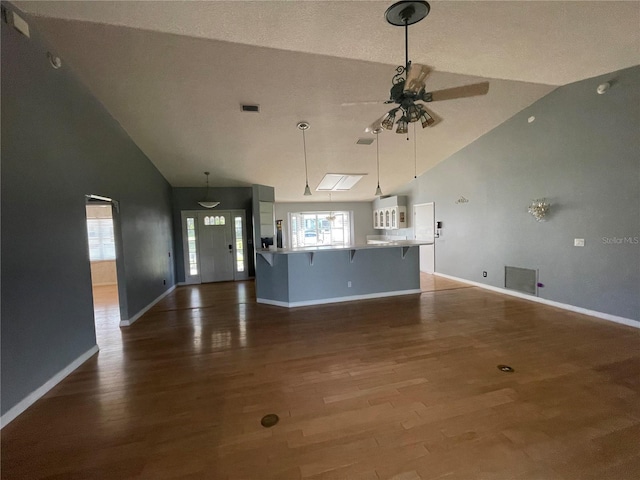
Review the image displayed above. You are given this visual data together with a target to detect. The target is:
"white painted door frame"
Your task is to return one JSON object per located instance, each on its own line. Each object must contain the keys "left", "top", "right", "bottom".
{"left": 414, "top": 202, "right": 435, "bottom": 274}
{"left": 181, "top": 210, "right": 248, "bottom": 284}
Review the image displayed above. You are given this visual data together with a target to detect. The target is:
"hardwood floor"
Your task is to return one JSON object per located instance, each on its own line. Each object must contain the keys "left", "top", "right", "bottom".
{"left": 2, "top": 275, "right": 639, "bottom": 479}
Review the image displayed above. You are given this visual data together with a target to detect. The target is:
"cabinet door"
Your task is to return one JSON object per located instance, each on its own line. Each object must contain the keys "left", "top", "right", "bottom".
{"left": 385, "top": 209, "right": 390, "bottom": 228}
{"left": 391, "top": 208, "right": 397, "bottom": 229}
{"left": 373, "top": 209, "right": 379, "bottom": 229}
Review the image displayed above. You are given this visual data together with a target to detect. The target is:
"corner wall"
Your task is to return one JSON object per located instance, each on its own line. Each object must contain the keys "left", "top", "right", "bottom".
{"left": 395, "top": 65, "right": 640, "bottom": 323}
{"left": 1, "top": 5, "right": 175, "bottom": 418}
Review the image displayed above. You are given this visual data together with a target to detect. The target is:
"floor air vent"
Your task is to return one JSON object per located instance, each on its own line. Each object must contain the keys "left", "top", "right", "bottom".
{"left": 505, "top": 266, "right": 537, "bottom": 295}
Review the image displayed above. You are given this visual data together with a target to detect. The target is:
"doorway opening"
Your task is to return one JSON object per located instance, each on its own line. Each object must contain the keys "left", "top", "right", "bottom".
{"left": 181, "top": 210, "right": 248, "bottom": 284}
{"left": 414, "top": 202, "right": 435, "bottom": 274}
{"left": 85, "top": 195, "right": 124, "bottom": 346}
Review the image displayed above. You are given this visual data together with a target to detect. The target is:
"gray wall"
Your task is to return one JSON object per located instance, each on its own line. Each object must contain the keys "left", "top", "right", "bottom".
{"left": 172, "top": 187, "right": 254, "bottom": 281}
{"left": 395, "top": 66, "right": 640, "bottom": 322}
{"left": 1, "top": 6, "right": 175, "bottom": 415}
{"left": 275, "top": 201, "right": 375, "bottom": 247}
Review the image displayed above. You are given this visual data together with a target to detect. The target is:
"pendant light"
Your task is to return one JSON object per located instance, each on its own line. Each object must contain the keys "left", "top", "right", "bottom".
{"left": 198, "top": 171, "right": 220, "bottom": 208}
{"left": 374, "top": 128, "right": 383, "bottom": 196}
{"left": 298, "top": 121, "right": 312, "bottom": 196}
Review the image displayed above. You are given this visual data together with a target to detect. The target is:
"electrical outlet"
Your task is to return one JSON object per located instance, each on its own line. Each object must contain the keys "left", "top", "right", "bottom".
{"left": 163, "top": 279, "right": 166, "bottom": 285}
{"left": 482, "top": 271, "right": 487, "bottom": 277}
{"left": 574, "top": 238, "right": 585, "bottom": 247}
{"left": 347, "top": 281, "right": 352, "bottom": 288}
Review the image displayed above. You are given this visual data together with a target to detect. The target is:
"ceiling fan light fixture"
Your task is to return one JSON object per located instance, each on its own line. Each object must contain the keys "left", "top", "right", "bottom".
{"left": 419, "top": 108, "right": 435, "bottom": 128}
{"left": 406, "top": 104, "right": 421, "bottom": 122}
{"left": 396, "top": 116, "right": 408, "bottom": 134}
{"left": 381, "top": 111, "right": 396, "bottom": 130}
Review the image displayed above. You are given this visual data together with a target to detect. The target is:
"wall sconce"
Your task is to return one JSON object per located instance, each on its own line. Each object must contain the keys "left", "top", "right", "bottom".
{"left": 528, "top": 198, "right": 550, "bottom": 222}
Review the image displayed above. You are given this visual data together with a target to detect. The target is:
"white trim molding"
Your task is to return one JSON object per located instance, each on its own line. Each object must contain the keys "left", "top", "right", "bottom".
{"left": 434, "top": 272, "right": 639, "bottom": 329}
{"left": 257, "top": 289, "right": 422, "bottom": 308}
{"left": 120, "top": 285, "right": 176, "bottom": 327}
{"left": 1, "top": 345, "right": 99, "bottom": 429}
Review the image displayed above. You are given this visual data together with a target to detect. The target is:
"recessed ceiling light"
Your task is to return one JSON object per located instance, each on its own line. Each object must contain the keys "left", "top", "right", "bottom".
{"left": 528, "top": 116, "right": 536, "bottom": 123}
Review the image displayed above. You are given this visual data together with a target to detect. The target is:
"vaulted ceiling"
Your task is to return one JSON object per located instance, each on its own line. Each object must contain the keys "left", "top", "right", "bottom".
{"left": 15, "top": 1, "right": 640, "bottom": 201}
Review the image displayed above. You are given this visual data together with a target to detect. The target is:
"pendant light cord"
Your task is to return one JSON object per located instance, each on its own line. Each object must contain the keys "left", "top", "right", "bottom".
{"left": 413, "top": 123, "right": 417, "bottom": 179}
{"left": 302, "top": 128, "right": 309, "bottom": 185}
{"left": 376, "top": 131, "right": 380, "bottom": 187}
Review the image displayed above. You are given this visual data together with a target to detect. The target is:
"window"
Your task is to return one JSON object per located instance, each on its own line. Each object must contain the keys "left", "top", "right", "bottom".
{"left": 289, "top": 211, "right": 352, "bottom": 248}
{"left": 234, "top": 216, "right": 244, "bottom": 272}
{"left": 186, "top": 217, "right": 198, "bottom": 275}
{"left": 86, "top": 217, "right": 116, "bottom": 261}
{"left": 204, "top": 215, "right": 225, "bottom": 226}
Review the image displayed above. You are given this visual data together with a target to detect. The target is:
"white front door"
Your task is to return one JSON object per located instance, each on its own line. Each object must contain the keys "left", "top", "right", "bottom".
{"left": 198, "top": 212, "right": 234, "bottom": 283}
{"left": 414, "top": 202, "right": 435, "bottom": 274}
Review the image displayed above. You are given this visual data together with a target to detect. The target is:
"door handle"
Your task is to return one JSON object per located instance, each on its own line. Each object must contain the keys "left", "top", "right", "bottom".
{"left": 228, "top": 244, "right": 233, "bottom": 250}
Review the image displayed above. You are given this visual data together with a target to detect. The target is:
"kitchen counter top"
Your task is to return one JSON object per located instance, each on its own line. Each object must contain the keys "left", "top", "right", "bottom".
{"left": 256, "top": 240, "right": 432, "bottom": 256}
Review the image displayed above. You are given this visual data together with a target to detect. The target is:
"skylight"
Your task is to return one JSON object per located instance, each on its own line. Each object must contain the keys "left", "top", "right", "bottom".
{"left": 316, "top": 174, "right": 366, "bottom": 192}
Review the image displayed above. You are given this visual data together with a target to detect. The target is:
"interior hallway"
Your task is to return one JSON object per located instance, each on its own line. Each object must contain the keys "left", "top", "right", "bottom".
{"left": 2, "top": 276, "right": 639, "bottom": 479}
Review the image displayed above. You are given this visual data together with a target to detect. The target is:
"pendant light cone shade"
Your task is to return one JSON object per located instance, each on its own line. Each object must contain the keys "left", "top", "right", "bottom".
{"left": 198, "top": 172, "right": 220, "bottom": 208}
{"left": 298, "top": 122, "right": 312, "bottom": 196}
{"left": 375, "top": 132, "right": 383, "bottom": 196}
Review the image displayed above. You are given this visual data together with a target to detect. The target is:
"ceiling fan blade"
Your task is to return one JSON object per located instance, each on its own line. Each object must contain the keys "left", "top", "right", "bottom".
{"left": 422, "top": 82, "right": 490, "bottom": 102}
{"left": 403, "top": 64, "right": 431, "bottom": 95}
{"left": 341, "top": 100, "right": 387, "bottom": 107}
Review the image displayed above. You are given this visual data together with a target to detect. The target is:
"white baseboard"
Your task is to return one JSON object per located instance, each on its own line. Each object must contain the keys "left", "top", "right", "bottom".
{"left": 120, "top": 285, "right": 176, "bottom": 327}
{"left": 434, "top": 272, "right": 639, "bottom": 329}
{"left": 1, "top": 345, "right": 99, "bottom": 429}
{"left": 257, "top": 289, "right": 422, "bottom": 308}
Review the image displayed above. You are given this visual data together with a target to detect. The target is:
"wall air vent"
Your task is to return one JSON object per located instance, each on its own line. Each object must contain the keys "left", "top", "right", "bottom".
{"left": 356, "top": 138, "right": 375, "bottom": 145}
{"left": 316, "top": 173, "right": 366, "bottom": 192}
{"left": 241, "top": 104, "right": 260, "bottom": 113}
{"left": 505, "top": 266, "right": 537, "bottom": 295}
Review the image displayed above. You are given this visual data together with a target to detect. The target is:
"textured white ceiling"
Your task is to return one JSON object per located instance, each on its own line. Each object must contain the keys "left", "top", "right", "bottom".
{"left": 15, "top": 1, "right": 639, "bottom": 201}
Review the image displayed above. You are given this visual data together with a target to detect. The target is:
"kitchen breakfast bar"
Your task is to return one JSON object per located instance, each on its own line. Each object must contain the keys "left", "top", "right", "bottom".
{"left": 255, "top": 242, "right": 430, "bottom": 308}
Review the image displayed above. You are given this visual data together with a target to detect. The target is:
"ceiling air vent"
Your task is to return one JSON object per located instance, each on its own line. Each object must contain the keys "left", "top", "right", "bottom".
{"left": 356, "top": 138, "right": 375, "bottom": 145}
{"left": 241, "top": 104, "right": 260, "bottom": 113}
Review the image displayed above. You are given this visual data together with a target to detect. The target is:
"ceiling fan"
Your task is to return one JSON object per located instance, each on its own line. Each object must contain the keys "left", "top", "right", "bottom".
{"left": 353, "top": 1, "right": 490, "bottom": 135}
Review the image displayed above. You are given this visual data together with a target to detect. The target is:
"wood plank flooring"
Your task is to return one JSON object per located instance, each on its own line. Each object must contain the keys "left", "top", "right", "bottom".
{"left": 2, "top": 276, "right": 639, "bottom": 479}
